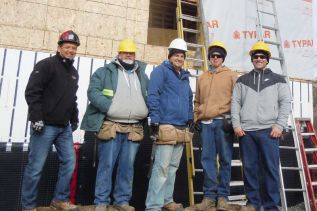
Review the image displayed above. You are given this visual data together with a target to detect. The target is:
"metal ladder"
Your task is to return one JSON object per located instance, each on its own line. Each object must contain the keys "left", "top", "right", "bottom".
{"left": 176, "top": 0, "right": 207, "bottom": 205}
{"left": 255, "top": 0, "right": 310, "bottom": 210}
{"left": 176, "top": 0, "right": 246, "bottom": 206}
{"left": 296, "top": 118, "right": 317, "bottom": 211}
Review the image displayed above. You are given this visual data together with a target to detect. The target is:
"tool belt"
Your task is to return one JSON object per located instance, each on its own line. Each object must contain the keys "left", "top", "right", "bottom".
{"left": 157, "top": 124, "right": 193, "bottom": 145}
{"left": 96, "top": 120, "right": 144, "bottom": 142}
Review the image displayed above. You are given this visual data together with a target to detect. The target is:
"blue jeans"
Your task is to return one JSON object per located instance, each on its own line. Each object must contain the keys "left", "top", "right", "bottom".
{"left": 21, "top": 125, "right": 75, "bottom": 209}
{"left": 94, "top": 133, "right": 140, "bottom": 206}
{"left": 145, "top": 144, "right": 184, "bottom": 211}
{"left": 200, "top": 119, "right": 233, "bottom": 200}
{"left": 239, "top": 129, "right": 280, "bottom": 211}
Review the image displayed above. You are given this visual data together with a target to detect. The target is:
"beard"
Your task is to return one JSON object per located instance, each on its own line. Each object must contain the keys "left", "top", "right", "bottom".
{"left": 121, "top": 59, "right": 134, "bottom": 64}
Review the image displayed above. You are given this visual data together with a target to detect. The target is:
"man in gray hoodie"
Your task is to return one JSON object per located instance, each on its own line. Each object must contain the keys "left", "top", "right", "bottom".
{"left": 231, "top": 41, "right": 291, "bottom": 211}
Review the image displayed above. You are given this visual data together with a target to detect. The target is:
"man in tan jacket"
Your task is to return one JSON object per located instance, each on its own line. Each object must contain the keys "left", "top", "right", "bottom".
{"left": 189, "top": 41, "right": 238, "bottom": 211}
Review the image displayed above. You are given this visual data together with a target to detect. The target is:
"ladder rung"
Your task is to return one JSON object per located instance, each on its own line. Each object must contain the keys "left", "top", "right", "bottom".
{"left": 308, "top": 164, "right": 317, "bottom": 169}
{"left": 231, "top": 160, "right": 242, "bottom": 166}
{"left": 180, "top": 14, "right": 200, "bottom": 22}
{"left": 180, "top": 0, "right": 197, "bottom": 6}
{"left": 228, "top": 195, "right": 246, "bottom": 201}
{"left": 187, "top": 42, "right": 203, "bottom": 48}
{"left": 193, "top": 147, "right": 200, "bottom": 151}
{"left": 262, "top": 25, "right": 278, "bottom": 31}
{"left": 195, "top": 168, "right": 203, "bottom": 173}
{"left": 270, "top": 56, "right": 282, "bottom": 61}
{"left": 312, "top": 181, "right": 317, "bottom": 186}
{"left": 233, "top": 143, "right": 239, "bottom": 148}
{"left": 230, "top": 181, "right": 244, "bottom": 187}
{"left": 281, "top": 166, "right": 302, "bottom": 171}
{"left": 305, "top": 148, "right": 317, "bottom": 153}
{"left": 279, "top": 146, "right": 298, "bottom": 150}
{"left": 302, "top": 132, "right": 315, "bottom": 137}
{"left": 264, "top": 40, "right": 280, "bottom": 46}
{"left": 183, "top": 27, "right": 199, "bottom": 34}
{"left": 186, "top": 57, "right": 204, "bottom": 63}
{"left": 284, "top": 188, "right": 306, "bottom": 192}
{"left": 193, "top": 191, "right": 203, "bottom": 195}
{"left": 259, "top": 10, "right": 275, "bottom": 16}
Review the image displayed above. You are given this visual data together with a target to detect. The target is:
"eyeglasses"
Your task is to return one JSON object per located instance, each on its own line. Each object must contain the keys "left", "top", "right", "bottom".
{"left": 252, "top": 54, "right": 267, "bottom": 60}
{"left": 210, "top": 54, "right": 224, "bottom": 59}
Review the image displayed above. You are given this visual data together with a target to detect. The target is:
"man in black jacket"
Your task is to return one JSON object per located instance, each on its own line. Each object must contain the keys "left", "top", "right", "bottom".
{"left": 21, "top": 30, "right": 80, "bottom": 211}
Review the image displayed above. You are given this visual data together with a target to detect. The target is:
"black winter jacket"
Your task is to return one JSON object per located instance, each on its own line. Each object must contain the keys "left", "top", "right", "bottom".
{"left": 25, "top": 54, "right": 79, "bottom": 126}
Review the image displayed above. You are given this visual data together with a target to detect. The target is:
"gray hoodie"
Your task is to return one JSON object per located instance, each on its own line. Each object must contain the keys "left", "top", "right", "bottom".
{"left": 231, "top": 68, "right": 291, "bottom": 131}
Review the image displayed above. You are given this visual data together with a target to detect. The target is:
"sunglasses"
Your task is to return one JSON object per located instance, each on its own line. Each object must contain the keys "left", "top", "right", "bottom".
{"left": 252, "top": 54, "right": 267, "bottom": 60}
{"left": 210, "top": 54, "right": 224, "bottom": 59}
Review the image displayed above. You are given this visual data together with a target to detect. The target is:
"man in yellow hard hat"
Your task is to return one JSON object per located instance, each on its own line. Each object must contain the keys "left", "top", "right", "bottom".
{"left": 81, "top": 39, "right": 149, "bottom": 211}
{"left": 231, "top": 41, "right": 291, "bottom": 211}
{"left": 187, "top": 41, "right": 238, "bottom": 211}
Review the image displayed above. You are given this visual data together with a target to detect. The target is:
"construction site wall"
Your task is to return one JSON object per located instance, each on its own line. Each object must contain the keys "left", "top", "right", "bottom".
{"left": 0, "top": 0, "right": 168, "bottom": 64}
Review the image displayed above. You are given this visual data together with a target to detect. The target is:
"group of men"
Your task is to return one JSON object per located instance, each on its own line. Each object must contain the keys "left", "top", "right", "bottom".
{"left": 21, "top": 30, "right": 291, "bottom": 211}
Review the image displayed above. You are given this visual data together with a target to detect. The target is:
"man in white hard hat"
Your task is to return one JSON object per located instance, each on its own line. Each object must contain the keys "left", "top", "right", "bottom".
{"left": 187, "top": 41, "right": 238, "bottom": 211}
{"left": 145, "top": 38, "right": 193, "bottom": 211}
{"left": 231, "top": 41, "right": 291, "bottom": 211}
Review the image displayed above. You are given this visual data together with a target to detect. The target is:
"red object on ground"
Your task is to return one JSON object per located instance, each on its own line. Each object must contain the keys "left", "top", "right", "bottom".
{"left": 70, "top": 142, "right": 81, "bottom": 204}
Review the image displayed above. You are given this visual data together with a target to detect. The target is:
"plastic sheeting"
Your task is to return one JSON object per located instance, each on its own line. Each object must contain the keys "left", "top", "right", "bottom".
{"left": 201, "top": 0, "right": 315, "bottom": 80}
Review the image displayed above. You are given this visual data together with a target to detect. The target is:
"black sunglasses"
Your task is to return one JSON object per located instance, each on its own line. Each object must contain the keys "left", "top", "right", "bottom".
{"left": 252, "top": 54, "right": 267, "bottom": 60}
{"left": 210, "top": 54, "right": 224, "bottom": 59}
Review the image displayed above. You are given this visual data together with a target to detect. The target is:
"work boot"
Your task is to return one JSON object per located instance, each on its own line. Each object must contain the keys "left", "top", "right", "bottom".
{"left": 95, "top": 204, "right": 108, "bottom": 211}
{"left": 239, "top": 205, "right": 256, "bottom": 211}
{"left": 185, "top": 198, "right": 216, "bottom": 211}
{"left": 22, "top": 209, "right": 37, "bottom": 211}
{"left": 50, "top": 200, "right": 79, "bottom": 211}
{"left": 217, "top": 197, "right": 230, "bottom": 211}
{"left": 113, "top": 204, "right": 135, "bottom": 211}
{"left": 162, "top": 202, "right": 184, "bottom": 211}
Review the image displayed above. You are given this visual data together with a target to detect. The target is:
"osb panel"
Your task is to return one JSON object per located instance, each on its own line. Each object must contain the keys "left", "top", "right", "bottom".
{"left": 127, "top": 0, "right": 137, "bottom": 8}
{"left": 0, "top": 1, "right": 47, "bottom": 29}
{"left": 144, "top": 45, "right": 167, "bottom": 64}
{"left": 148, "top": 27, "right": 178, "bottom": 47}
{"left": 137, "top": 0, "right": 149, "bottom": 11}
{"left": 82, "top": 1, "right": 108, "bottom": 14}
{"left": 0, "top": 25, "right": 44, "bottom": 49}
{"left": 0, "top": 0, "right": 151, "bottom": 61}
{"left": 47, "top": 0, "right": 86, "bottom": 10}
{"left": 16, "top": 0, "right": 48, "bottom": 4}
{"left": 86, "top": 37, "right": 112, "bottom": 57}
{"left": 134, "top": 21, "right": 148, "bottom": 44}
{"left": 46, "top": 6, "right": 78, "bottom": 32}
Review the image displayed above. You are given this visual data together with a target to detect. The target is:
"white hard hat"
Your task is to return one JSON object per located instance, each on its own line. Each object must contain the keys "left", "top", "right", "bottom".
{"left": 168, "top": 38, "right": 188, "bottom": 52}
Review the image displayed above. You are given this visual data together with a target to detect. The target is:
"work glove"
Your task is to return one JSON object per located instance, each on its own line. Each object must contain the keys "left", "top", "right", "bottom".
{"left": 31, "top": 120, "right": 44, "bottom": 133}
{"left": 150, "top": 123, "right": 159, "bottom": 140}
{"left": 71, "top": 122, "right": 78, "bottom": 132}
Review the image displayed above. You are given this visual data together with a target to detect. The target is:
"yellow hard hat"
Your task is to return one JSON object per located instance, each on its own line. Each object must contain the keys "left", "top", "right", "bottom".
{"left": 249, "top": 41, "right": 271, "bottom": 58}
{"left": 118, "top": 39, "right": 137, "bottom": 53}
{"left": 208, "top": 41, "right": 227, "bottom": 56}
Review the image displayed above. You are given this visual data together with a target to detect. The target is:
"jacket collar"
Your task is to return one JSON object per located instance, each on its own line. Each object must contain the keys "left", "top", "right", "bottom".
{"left": 163, "top": 60, "right": 190, "bottom": 79}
